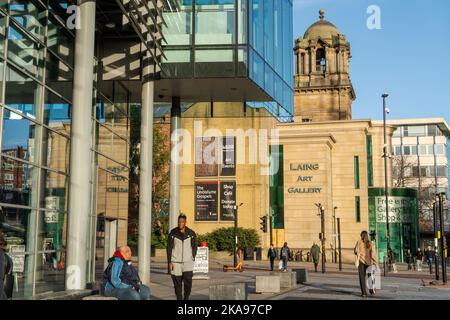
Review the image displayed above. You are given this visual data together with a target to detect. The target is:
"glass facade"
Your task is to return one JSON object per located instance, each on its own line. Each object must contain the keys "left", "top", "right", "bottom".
{"left": 0, "top": 0, "right": 131, "bottom": 297}
{"left": 0, "top": 0, "right": 74, "bottom": 297}
{"left": 161, "top": 0, "right": 294, "bottom": 120}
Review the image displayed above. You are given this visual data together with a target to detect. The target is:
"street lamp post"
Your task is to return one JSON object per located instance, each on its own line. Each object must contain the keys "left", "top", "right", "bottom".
{"left": 438, "top": 193, "right": 447, "bottom": 284}
{"left": 382, "top": 92, "right": 391, "bottom": 264}
{"left": 337, "top": 217, "right": 342, "bottom": 271}
{"left": 233, "top": 203, "right": 244, "bottom": 267}
{"left": 333, "top": 206, "right": 338, "bottom": 264}
{"left": 316, "top": 203, "right": 326, "bottom": 274}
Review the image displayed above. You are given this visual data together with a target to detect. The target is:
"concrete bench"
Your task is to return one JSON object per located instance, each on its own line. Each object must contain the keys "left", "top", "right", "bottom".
{"left": 255, "top": 276, "right": 280, "bottom": 294}
{"left": 270, "top": 271, "right": 297, "bottom": 288}
{"left": 292, "top": 268, "right": 308, "bottom": 284}
{"left": 209, "top": 283, "right": 248, "bottom": 300}
{"left": 82, "top": 295, "right": 118, "bottom": 300}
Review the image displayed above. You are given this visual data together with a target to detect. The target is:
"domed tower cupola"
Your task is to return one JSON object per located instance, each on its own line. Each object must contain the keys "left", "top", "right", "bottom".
{"left": 294, "top": 9, "right": 356, "bottom": 122}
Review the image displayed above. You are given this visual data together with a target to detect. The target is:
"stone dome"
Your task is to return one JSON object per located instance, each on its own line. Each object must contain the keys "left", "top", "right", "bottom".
{"left": 303, "top": 9, "right": 341, "bottom": 40}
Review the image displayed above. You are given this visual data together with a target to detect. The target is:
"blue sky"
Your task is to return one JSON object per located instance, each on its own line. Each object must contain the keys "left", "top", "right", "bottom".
{"left": 293, "top": 0, "right": 450, "bottom": 122}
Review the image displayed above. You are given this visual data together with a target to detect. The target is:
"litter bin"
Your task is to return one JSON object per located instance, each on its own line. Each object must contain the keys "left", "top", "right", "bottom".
{"left": 255, "top": 247, "right": 262, "bottom": 261}
{"left": 244, "top": 247, "right": 254, "bottom": 261}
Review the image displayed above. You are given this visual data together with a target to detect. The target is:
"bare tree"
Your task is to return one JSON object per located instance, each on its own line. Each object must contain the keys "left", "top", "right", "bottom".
{"left": 392, "top": 155, "right": 417, "bottom": 188}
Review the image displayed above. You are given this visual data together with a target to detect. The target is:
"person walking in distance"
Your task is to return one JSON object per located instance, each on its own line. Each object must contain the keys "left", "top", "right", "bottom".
{"left": 310, "top": 243, "right": 320, "bottom": 273}
{"left": 267, "top": 244, "right": 277, "bottom": 271}
{"left": 280, "top": 242, "right": 291, "bottom": 272}
{"left": 416, "top": 248, "right": 424, "bottom": 272}
{"left": 354, "top": 231, "right": 379, "bottom": 298}
{"left": 167, "top": 214, "right": 198, "bottom": 300}
{"left": 424, "top": 246, "right": 434, "bottom": 274}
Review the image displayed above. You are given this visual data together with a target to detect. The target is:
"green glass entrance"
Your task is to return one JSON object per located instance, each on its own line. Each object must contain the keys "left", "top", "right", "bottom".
{"left": 368, "top": 188, "right": 419, "bottom": 263}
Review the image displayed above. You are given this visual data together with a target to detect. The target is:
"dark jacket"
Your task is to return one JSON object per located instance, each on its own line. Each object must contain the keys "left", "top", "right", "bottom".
{"left": 280, "top": 246, "right": 291, "bottom": 260}
{"left": 1, "top": 250, "right": 13, "bottom": 300}
{"left": 267, "top": 248, "right": 277, "bottom": 259}
{"left": 167, "top": 226, "right": 197, "bottom": 264}
{"left": 417, "top": 250, "right": 423, "bottom": 260}
{"left": 310, "top": 244, "right": 320, "bottom": 262}
{"left": 104, "top": 251, "right": 141, "bottom": 290}
{"left": 425, "top": 249, "right": 434, "bottom": 260}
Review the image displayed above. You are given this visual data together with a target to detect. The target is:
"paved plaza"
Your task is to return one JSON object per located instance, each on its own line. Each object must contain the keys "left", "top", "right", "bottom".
{"left": 145, "top": 257, "right": 450, "bottom": 300}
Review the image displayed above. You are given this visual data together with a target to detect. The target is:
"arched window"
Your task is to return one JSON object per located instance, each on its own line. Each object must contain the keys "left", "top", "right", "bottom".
{"left": 316, "top": 48, "right": 326, "bottom": 72}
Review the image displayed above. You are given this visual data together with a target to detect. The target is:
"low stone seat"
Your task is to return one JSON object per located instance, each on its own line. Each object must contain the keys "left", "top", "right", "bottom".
{"left": 255, "top": 276, "right": 280, "bottom": 294}
{"left": 270, "top": 271, "right": 297, "bottom": 288}
{"left": 209, "top": 283, "right": 248, "bottom": 300}
{"left": 82, "top": 295, "right": 118, "bottom": 300}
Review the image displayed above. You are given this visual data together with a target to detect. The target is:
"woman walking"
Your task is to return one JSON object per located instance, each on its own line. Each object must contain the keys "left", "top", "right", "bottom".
{"left": 354, "top": 231, "right": 379, "bottom": 298}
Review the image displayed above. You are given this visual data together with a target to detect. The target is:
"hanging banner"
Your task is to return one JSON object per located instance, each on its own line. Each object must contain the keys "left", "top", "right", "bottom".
{"left": 221, "top": 136, "right": 236, "bottom": 176}
{"left": 220, "top": 181, "right": 236, "bottom": 221}
{"left": 195, "top": 182, "right": 218, "bottom": 221}
{"left": 195, "top": 137, "right": 218, "bottom": 177}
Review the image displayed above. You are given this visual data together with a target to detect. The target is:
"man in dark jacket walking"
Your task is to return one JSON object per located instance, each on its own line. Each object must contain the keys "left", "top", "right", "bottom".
{"left": 267, "top": 244, "right": 277, "bottom": 271}
{"left": 103, "top": 246, "right": 150, "bottom": 300}
{"left": 167, "top": 214, "right": 198, "bottom": 300}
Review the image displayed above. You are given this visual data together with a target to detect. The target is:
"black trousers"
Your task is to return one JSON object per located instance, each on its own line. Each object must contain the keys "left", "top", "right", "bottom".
{"left": 358, "top": 263, "right": 369, "bottom": 296}
{"left": 171, "top": 271, "right": 193, "bottom": 300}
{"left": 313, "top": 260, "right": 318, "bottom": 272}
{"left": 270, "top": 258, "right": 275, "bottom": 271}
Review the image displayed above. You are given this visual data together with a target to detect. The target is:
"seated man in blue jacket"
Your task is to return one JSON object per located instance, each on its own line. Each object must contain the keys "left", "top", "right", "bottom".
{"left": 103, "top": 246, "right": 150, "bottom": 300}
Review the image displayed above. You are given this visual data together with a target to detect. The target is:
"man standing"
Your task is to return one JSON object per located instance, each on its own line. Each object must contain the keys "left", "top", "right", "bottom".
{"left": 310, "top": 243, "right": 320, "bottom": 273}
{"left": 280, "top": 242, "right": 291, "bottom": 272}
{"left": 103, "top": 246, "right": 151, "bottom": 300}
{"left": 167, "top": 214, "right": 198, "bottom": 300}
{"left": 267, "top": 244, "right": 277, "bottom": 271}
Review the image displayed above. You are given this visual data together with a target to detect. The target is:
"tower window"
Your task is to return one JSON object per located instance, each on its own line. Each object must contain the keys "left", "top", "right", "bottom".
{"left": 316, "top": 48, "right": 326, "bottom": 72}
{"left": 301, "top": 53, "right": 306, "bottom": 75}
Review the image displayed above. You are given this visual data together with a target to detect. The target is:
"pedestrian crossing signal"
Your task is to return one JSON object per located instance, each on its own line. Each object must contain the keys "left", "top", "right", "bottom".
{"left": 260, "top": 216, "right": 267, "bottom": 233}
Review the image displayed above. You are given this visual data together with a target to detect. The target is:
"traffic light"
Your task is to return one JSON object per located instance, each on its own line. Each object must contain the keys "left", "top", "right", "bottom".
{"left": 260, "top": 216, "right": 267, "bottom": 233}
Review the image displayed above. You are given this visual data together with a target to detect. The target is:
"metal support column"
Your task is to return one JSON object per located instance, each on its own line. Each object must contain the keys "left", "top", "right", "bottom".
{"left": 138, "top": 28, "right": 155, "bottom": 286}
{"left": 169, "top": 96, "right": 181, "bottom": 231}
{"left": 66, "top": 0, "right": 96, "bottom": 290}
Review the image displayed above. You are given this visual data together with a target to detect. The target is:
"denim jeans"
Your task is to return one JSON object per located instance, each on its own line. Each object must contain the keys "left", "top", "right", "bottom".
{"left": 105, "top": 285, "right": 151, "bottom": 300}
{"left": 282, "top": 257, "right": 288, "bottom": 270}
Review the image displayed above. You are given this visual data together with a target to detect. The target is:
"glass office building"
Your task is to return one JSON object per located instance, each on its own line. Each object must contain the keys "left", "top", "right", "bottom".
{"left": 0, "top": 0, "right": 295, "bottom": 298}
{"left": 161, "top": 0, "right": 294, "bottom": 120}
{"left": 0, "top": 0, "right": 134, "bottom": 297}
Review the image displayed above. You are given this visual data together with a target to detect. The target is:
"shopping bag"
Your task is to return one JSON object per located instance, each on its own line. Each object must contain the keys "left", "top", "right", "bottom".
{"left": 278, "top": 260, "right": 283, "bottom": 270}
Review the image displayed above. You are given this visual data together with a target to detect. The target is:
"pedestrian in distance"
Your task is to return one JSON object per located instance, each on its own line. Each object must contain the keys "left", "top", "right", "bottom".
{"left": 167, "top": 214, "right": 198, "bottom": 300}
{"left": 354, "top": 231, "right": 379, "bottom": 298}
{"left": 416, "top": 248, "right": 424, "bottom": 272}
{"left": 103, "top": 245, "right": 151, "bottom": 300}
{"left": 405, "top": 249, "right": 413, "bottom": 271}
{"left": 267, "top": 244, "right": 277, "bottom": 271}
{"left": 424, "top": 246, "right": 434, "bottom": 274}
{"left": 310, "top": 243, "right": 320, "bottom": 273}
{"left": 280, "top": 242, "right": 291, "bottom": 272}
{"left": 0, "top": 232, "right": 13, "bottom": 300}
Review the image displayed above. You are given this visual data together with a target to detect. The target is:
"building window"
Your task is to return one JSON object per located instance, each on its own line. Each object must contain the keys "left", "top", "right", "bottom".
{"left": 316, "top": 48, "right": 325, "bottom": 72}
{"left": 366, "top": 136, "right": 374, "bottom": 187}
{"left": 354, "top": 156, "right": 360, "bottom": 189}
{"left": 355, "top": 196, "right": 361, "bottom": 223}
